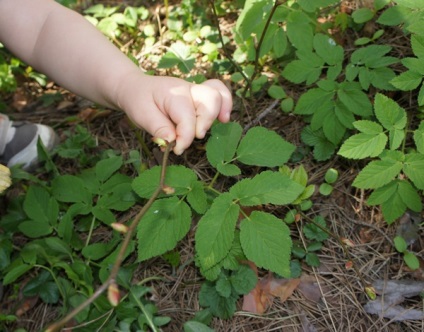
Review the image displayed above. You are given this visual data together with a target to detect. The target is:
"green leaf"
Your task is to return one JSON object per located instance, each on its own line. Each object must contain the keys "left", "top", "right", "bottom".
{"left": 230, "top": 265, "right": 257, "bottom": 295}
{"left": 286, "top": 11, "right": 314, "bottom": 52}
{"left": 92, "top": 205, "right": 115, "bottom": 224}
{"left": 338, "top": 133, "right": 387, "bottom": 159}
{"left": 305, "top": 252, "right": 320, "bottom": 267}
{"left": 187, "top": 181, "right": 208, "bottom": 214}
{"left": 319, "top": 183, "right": 333, "bottom": 196}
{"left": 295, "top": 87, "right": 334, "bottom": 115}
{"left": 230, "top": 171, "right": 304, "bottom": 206}
{"left": 282, "top": 59, "right": 322, "bottom": 84}
{"left": 268, "top": 85, "right": 286, "bottom": 99}
{"left": 3, "top": 263, "right": 33, "bottom": 285}
{"left": 132, "top": 165, "right": 197, "bottom": 198}
{"left": 240, "top": 211, "right": 292, "bottom": 278}
{"left": 411, "top": 34, "right": 424, "bottom": 58}
{"left": 95, "top": 155, "right": 123, "bottom": 182}
{"left": 184, "top": 321, "right": 214, "bottom": 332}
{"left": 390, "top": 70, "right": 422, "bottom": 91}
{"left": 401, "top": 57, "right": 424, "bottom": 75}
{"left": 199, "top": 281, "right": 238, "bottom": 319}
{"left": 353, "top": 159, "right": 403, "bottom": 189}
{"left": 394, "top": 236, "right": 407, "bottom": 253}
{"left": 399, "top": 181, "right": 422, "bottom": 212}
{"left": 44, "top": 237, "right": 73, "bottom": 258}
{"left": 413, "top": 122, "right": 424, "bottom": 153}
{"left": 52, "top": 175, "right": 92, "bottom": 204}
{"left": 301, "top": 127, "right": 336, "bottom": 161}
{"left": 216, "top": 276, "right": 232, "bottom": 298}
{"left": 325, "top": 168, "right": 339, "bottom": 184}
{"left": 18, "top": 220, "right": 53, "bottom": 238}
{"left": 23, "top": 186, "right": 58, "bottom": 226}
{"left": 368, "top": 181, "right": 397, "bottom": 206}
{"left": 352, "top": 8, "right": 374, "bottom": 23}
{"left": 23, "top": 271, "right": 59, "bottom": 304}
{"left": 195, "top": 193, "right": 239, "bottom": 271}
{"left": 313, "top": 33, "right": 344, "bottom": 66}
{"left": 403, "top": 153, "right": 424, "bottom": 189}
{"left": 236, "top": 127, "right": 295, "bottom": 167}
{"left": 382, "top": 191, "right": 406, "bottom": 223}
{"left": 353, "top": 120, "right": 383, "bottom": 135}
{"left": 206, "top": 122, "right": 242, "bottom": 170}
{"left": 303, "top": 216, "right": 329, "bottom": 242}
{"left": 217, "top": 163, "right": 241, "bottom": 176}
{"left": 374, "top": 93, "right": 407, "bottom": 130}
{"left": 235, "top": 0, "right": 273, "bottom": 40}
{"left": 137, "top": 198, "right": 191, "bottom": 261}
{"left": 377, "top": 5, "right": 411, "bottom": 26}
{"left": 403, "top": 251, "right": 420, "bottom": 270}
{"left": 337, "top": 82, "right": 372, "bottom": 117}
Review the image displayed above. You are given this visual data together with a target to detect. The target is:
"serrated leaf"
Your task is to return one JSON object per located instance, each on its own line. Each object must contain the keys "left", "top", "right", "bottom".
{"left": 268, "top": 85, "right": 286, "bottom": 99}
{"left": 18, "top": 220, "right": 53, "bottom": 238}
{"left": 206, "top": 122, "right": 242, "bottom": 169}
{"left": 352, "top": 8, "right": 374, "bottom": 23}
{"left": 195, "top": 193, "right": 239, "bottom": 271}
{"left": 367, "top": 181, "right": 398, "bottom": 205}
{"left": 291, "top": 165, "right": 308, "bottom": 187}
{"left": 353, "top": 159, "right": 403, "bottom": 189}
{"left": 377, "top": 5, "right": 411, "bottom": 26}
{"left": 3, "top": 263, "right": 33, "bottom": 285}
{"left": 282, "top": 60, "right": 321, "bottom": 84}
{"left": 403, "top": 153, "right": 424, "bottom": 189}
{"left": 216, "top": 276, "right": 232, "bottom": 298}
{"left": 374, "top": 93, "right": 407, "bottom": 130}
{"left": 381, "top": 191, "right": 406, "bottom": 223}
{"left": 353, "top": 120, "right": 383, "bottom": 135}
{"left": 398, "top": 180, "right": 422, "bottom": 212}
{"left": 23, "top": 186, "right": 58, "bottom": 226}
{"left": 411, "top": 34, "right": 424, "bottom": 58}
{"left": 390, "top": 70, "right": 422, "bottom": 91}
{"left": 303, "top": 216, "right": 329, "bottom": 241}
{"left": 295, "top": 88, "right": 334, "bottom": 115}
{"left": 236, "top": 127, "right": 295, "bottom": 167}
{"left": 389, "top": 128, "right": 405, "bottom": 150}
{"left": 52, "top": 175, "right": 92, "bottom": 204}
{"left": 371, "top": 67, "right": 397, "bottom": 90}
{"left": 413, "top": 122, "right": 424, "bottom": 153}
{"left": 401, "top": 57, "right": 424, "bottom": 75}
{"left": 187, "top": 181, "right": 208, "bottom": 214}
{"left": 337, "top": 82, "right": 372, "bottom": 117}
{"left": 230, "top": 265, "right": 257, "bottom": 295}
{"left": 216, "top": 163, "right": 241, "bottom": 176}
{"left": 322, "top": 111, "right": 346, "bottom": 145}
{"left": 230, "top": 171, "right": 304, "bottom": 206}
{"left": 95, "top": 156, "right": 123, "bottom": 182}
{"left": 301, "top": 126, "right": 336, "bottom": 161}
{"left": 137, "top": 198, "right": 191, "bottom": 261}
{"left": 132, "top": 165, "right": 197, "bottom": 198}
{"left": 313, "top": 33, "right": 343, "bottom": 65}
{"left": 286, "top": 11, "right": 314, "bottom": 52}
{"left": 240, "top": 211, "right": 292, "bottom": 277}
{"left": 338, "top": 133, "right": 387, "bottom": 159}
{"left": 199, "top": 281, "right": 238, "bottom": 319}
{"left": 184, "top": 321, "right": 214, "bottom": 332}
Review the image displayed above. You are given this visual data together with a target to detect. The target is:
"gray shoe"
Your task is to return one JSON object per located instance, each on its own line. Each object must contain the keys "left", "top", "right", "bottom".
{"left": 0, "top": 114, "right": 59, "bottom": 170}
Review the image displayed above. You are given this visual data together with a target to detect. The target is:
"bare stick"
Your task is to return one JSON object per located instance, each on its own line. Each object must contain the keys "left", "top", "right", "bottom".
{"left": 46, "top": 141, "right": 176, "bottom": 332}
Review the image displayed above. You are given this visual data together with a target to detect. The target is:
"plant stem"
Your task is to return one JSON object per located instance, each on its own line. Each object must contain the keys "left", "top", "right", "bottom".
{"left": 46, "top": 141, "right": 176, "bottom": 332}
{"left": 208, "top": 0, "right": 250, "bottom": 83}
{"left": 242, "top": 0, "right": 283, "bottom": 97}
{"left": 131, "top": 290, "right": 159, "bottom": 332}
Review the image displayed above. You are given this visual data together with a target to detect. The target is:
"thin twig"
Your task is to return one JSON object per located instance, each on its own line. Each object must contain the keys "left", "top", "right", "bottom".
{"left": 243, "top": 98, "right": 280, "bottom": 131}
{"left": 46, "top": 141, "right": 176, "bottom": 332}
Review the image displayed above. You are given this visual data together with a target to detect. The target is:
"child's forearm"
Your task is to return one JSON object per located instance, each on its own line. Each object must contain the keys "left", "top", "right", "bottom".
{"left": 0, "top": 0, "right": 137, "bottom": 109}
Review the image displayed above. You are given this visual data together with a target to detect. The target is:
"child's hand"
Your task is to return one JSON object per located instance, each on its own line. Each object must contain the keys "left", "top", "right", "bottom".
{"left": 117, "top": 74, "right": 233, "bottom": 155}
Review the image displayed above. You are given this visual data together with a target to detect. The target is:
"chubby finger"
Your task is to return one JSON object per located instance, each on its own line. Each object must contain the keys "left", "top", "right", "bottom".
{"left": 200, "top": 79, "right": 233, "bottom": 123}
{"left": 167, "top": 93, "right": 197, "bottom": 155}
